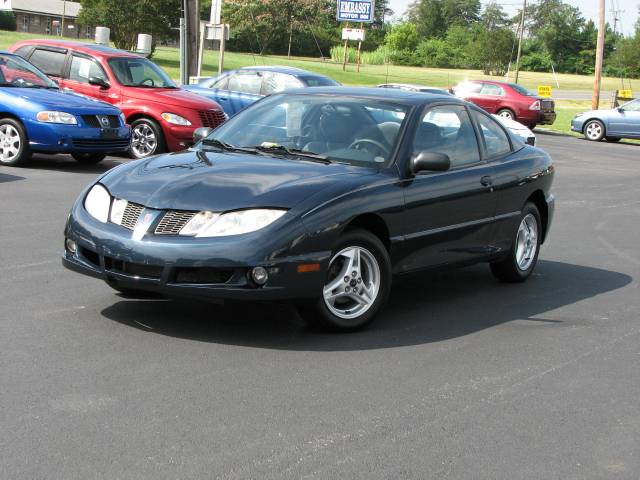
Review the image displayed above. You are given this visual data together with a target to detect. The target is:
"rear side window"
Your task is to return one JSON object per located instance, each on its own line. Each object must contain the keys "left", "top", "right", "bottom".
{"left": 69, "top": 56, "right": 108, "bottom": 84}
{"left": 29, "top": 48, "right": 66, "bottom": 76}
{"left": 262, "top": 72, "right": 301, "bottom": 95}
{"left": 472, "top": 111, "right": 512, "bottom": 158}
{"left": 13, "top": 46, "right": 33, "bottom": 58}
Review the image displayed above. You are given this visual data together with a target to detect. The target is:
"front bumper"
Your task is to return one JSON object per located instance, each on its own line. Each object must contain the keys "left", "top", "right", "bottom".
{"left": 571, "top": 117, "right": 585, "bottom": 133}
{"left": 25, "top": 119, "right": 131, "bottom": 153}
{"left": 162, "top": 124, "right": 198, "bottom": 152}
{"left": 63, "top": 205, "right": 331, "bottom": 301}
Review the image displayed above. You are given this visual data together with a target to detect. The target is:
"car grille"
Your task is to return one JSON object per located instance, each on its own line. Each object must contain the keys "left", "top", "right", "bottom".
{"left": 541, "top": 99, "right": 555, "bottom": 112}
{"left": 104, "top": 256, "right": 163, "bottom": 279}
{"left": 81, "top": 115, "right": 120, "bottom": 128}
{"left": 72, "top": 138, "right": 130, "bottom": 149}
{"left": 198, "top": 109, "right": 226, "bottom": 128}
{"left": 120, "top": 202, "right": 145, "bottom": 230}
{"left": 155, "top": 211, "right": 197, "bottom": 235}
{"left": 173, "top": 267, "right": 233, "bottom": 284}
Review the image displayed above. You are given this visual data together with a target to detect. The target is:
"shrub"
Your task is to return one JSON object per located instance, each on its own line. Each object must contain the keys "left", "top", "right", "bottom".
{"left": 0, "top": 11, "right": 16, "bottom": 31}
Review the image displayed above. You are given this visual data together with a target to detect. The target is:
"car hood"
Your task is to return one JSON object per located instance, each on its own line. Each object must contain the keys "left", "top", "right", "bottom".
{"left": 101, "top": 149, "right": 376, "bottom": 212}
{"left": 9, "top": 87, "right": 118, "bottom": 112}
{"left": 123, "top": 87, "right": 221, "bottom": 110}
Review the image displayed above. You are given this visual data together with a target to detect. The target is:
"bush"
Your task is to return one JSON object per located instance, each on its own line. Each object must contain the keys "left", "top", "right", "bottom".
{"left": 384, "top": 23, "right": 419, "bottom": 52}
{"left": 520, "top": 52, "right": 553, "bottom": 72}
{"left": 388, "top": 49, "right": 421, "bottom": 66}
{"left": 329, "top": 45, "right": 388, "bottom": 65}
{"left": 0, "top": 11, "right": 16, "bottom": 31}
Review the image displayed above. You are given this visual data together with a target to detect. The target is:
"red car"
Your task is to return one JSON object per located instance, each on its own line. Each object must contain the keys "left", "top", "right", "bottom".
{"left": 453, "top": 80, "right": 556, "bottom": 129}
{"left": 10, "top": 40, "right": 226, "bottom": 158}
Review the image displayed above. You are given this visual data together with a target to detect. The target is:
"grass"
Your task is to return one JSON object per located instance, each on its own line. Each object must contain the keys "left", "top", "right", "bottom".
{"left": 2, "top": 31, "right": 636, "bottom": 135}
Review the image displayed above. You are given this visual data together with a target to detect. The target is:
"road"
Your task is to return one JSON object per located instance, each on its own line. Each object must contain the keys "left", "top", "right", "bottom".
{"left": 1, "top": 135, "right": 639, "bottom": 479}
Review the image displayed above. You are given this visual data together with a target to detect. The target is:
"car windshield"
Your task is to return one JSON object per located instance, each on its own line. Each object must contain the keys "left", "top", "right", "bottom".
{"left": 203, "top": 94, "right": 410, "bottom": 167}
{"left": 0, "top": 53, "right": 57, "bottom": 88}
{"left": 509, "top": 83, "right": 537, "bottom": 96}
{"left": 107, "top": 57, "right": 176, "bottom": 88}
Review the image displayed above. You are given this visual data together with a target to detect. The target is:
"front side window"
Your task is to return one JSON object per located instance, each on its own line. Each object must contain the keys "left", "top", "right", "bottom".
{"left": 29, "top": 48, "right": 66, "bottom": 77}
{"left": 472, "top": 110, "right": 512, "bottom": 158}
{"left": 455, "top": 82, "right": 482, "bottom": 96}
{"left": 0, "top": 53, "right": 58, "bottom": 88}
{"left": 413, "top": 105, "right": 480, "bottom": 168}
{"left": 107, "top": 57, "right": 176, "bottom": 88}
{"left": 206, "top": 94, "right": 409, "bottom": 167}
{"left": 69, "top": 56, "right": 108, "bottom": 84}
{"left": 621, "top": 99, "right": 640, "bottom": 112}
{"left": 227, "top": 71, "right": 262, "bottom": 94}
{"left": 262, "top": 72, "right": 301, "bottom": 95}
{"left": 480, "top": 84, "right": 504, "bottom": 96}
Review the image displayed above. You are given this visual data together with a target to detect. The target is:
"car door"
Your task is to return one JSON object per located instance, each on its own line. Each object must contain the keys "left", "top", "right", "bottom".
{"left": 475, "top": 83, "right": 504, "bottom": 113}
{"left": 455, "top": 81, "right": 484, "bottom": 107}
{"left": 608, "top": 100, "right": 640, "bottom": 137}
{"left": 61, "top": 54, "right": 117, "bottom": 105}
{"left": 399, "top": 104, "right": 497, "bottom": 271}
{"left": 224, "top": 70, "right": 264, "bottom": 115}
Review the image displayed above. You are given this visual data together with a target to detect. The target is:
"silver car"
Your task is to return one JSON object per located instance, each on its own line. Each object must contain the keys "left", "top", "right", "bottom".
{"left": 571, "top": 98, "right": 640, "bottom": 142}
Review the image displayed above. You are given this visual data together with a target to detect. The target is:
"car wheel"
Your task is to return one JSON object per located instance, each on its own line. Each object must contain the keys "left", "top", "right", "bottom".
{"left": 298, "top": 229, "right": 391, "bottom": 332}
{"left": 606, "top": 137, "right": 621, "bottom": 143}
{"left": 497, "top": 108, "right": 515, "bottom": 121}
{"left": 584, "top": 120, "right": 605, "bottom": 141}
{"left": 129, "top": 118, "right": 165, "bottom": 159}
{"left": 72, "top": 152, "right": 106, "bottom": 164}
{"left": 528, "top": 123, "right": 537, "bottom": 130}
{"left": 490, "top": 203, "right": 541, "bottom": 283}
{"left": 0, "top": 118, "right": 31, "bottom": 166}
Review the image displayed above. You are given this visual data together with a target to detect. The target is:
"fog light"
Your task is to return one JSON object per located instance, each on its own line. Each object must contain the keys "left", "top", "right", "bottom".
{"left": 251, "top": 266, "right": 268, "bottom": 285}
{"left": 65, "top": 238, "right": 77, "bottom": 254}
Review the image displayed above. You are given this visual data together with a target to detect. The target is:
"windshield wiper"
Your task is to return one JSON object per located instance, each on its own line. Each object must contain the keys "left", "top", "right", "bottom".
{"left": 201, "top": 138, "right": 261, "bottom": 154}
{"left": 252, "top": 145, "right": 331, "bottom": 163}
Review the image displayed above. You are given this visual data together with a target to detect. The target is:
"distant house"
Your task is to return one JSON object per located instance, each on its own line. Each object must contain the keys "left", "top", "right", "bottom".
{"left": 0, "top": 0, "right": 91, "bottom": 38}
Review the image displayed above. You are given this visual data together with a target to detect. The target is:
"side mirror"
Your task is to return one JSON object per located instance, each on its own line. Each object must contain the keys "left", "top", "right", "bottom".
{"left": 617, "top": 107, "right": 625, "bottom": 112}
{"left": 411, "top": 151, "right": 451, "bottom": 174}
{"left": 193, "top": 127, "right": 213, "bottom": 144}
{"left": 88, "top": 76, "right": 110, "bottom": 89}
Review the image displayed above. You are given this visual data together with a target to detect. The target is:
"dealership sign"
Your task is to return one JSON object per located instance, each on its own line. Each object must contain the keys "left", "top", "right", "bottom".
{"left": 336, "top": 0, "right": 375, "bottom": 22}
{"left": 342, "top": 28, "right": 366, "bottom": 41}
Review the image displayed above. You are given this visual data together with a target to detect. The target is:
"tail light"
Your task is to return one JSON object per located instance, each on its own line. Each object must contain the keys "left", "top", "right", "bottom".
{"left": 529, "top": 100, "right": 541, "bottom": 111}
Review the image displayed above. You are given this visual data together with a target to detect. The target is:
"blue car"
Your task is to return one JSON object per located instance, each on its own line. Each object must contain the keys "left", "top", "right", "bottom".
{"left": 0, "top": 51, "right": 130, "bottom": 166}
{"left": 183, "top": 66, "right": 339, "bottom": 116}
{"left": 571, "top": 98, "right": 640, "bottom": 142}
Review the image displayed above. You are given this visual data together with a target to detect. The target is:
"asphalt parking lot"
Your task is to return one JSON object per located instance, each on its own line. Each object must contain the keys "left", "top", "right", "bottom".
{"left": 1, "top": 134, "right": 639, "bottom": 479}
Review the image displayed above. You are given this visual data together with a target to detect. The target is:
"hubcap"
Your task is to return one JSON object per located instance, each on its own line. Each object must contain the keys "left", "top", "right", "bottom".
{"left": 322, "top": 246, "right": 380, "bottom": 320}
{"left": 131, "top": 123, "right": 157, "bottom": 157}
{"left": 515, "top": 213, "right": 538, "bottom": 271}
{"left": 586, "top": 122, "right": 602, "bottom": 140}
{"left": 499, "top": 110, "right": 514, "bottom": 120}
{"left": 0, "top": 124, "right": 20, "bottom": 162}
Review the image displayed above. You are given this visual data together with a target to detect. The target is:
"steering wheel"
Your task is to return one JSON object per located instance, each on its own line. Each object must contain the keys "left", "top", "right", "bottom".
{"left": 140, "top": 78, "right": 155, "bottom": 87}
{"left": 348, "top": 138, "right": 390, "bottom": 157}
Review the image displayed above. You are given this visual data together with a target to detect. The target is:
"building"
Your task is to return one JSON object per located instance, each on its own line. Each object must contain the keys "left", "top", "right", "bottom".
{"left": 0, "top": 0, "right": 91, "bottom": 38}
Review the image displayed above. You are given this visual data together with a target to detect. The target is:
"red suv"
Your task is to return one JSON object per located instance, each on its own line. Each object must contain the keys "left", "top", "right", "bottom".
{"left": 453, "top": 80, "right": 556, "bottom": 129}
{"left": 10, "top": 40, "right": 226, "bottom": 158}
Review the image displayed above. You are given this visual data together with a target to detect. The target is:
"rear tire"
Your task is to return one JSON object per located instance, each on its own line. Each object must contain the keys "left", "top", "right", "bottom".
{"left": 0, "top": 117, "right": 31, "bottom": 166}
{"left": 72, "top": 152, "right": 106, "bottom": 164}
{"left": 490, "top": 203, "right": 541, "bottom": 283}
{"left": 297, "top": 228, "right": 391, "bottom": 332}
{"left": 129, "top": 118, "right": 165, "bottom": 159}
{"left": 584, "top": 120, "right": 605, "bottom": 141}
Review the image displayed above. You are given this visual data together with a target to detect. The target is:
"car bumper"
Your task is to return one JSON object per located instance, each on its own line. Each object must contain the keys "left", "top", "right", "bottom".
{"left": 544, "top": 191, "right": 555, "bottom": 243}
{"left": 25, "top": 119, "right": 131, "bottom": 153}
{"left": 571, "top": 118, "right": 585, "bottom": 133}
{"left": 62, "top": 204, "right": 331, "bottom": 301}
{"left": 162, "top": 124, "right": 199, "bottom": 152}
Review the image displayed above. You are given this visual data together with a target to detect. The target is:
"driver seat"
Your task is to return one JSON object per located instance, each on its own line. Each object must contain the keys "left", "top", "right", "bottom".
{"left": 304, "top": 111, "right": 354, "bottom": 154}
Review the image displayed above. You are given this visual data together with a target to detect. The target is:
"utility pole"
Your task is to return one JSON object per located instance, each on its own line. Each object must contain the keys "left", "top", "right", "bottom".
{"left": 60, "top": 0, "right": 66, "bottom": 36}
{"left": 592, "top": 0, "right": 605, "bottom": 110}
{"left": 514, "top": 0, "right": 527, "bottom": 84}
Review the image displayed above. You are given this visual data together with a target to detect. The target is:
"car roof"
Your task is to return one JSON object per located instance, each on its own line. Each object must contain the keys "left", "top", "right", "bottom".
{"left": 12, "top": 39, "right": 141, "bottom": 58}
{"left": 284, "top": 86, "right": 463, "bottom": 105}
{"left": 238, "top": 65, "right": 330, "bottom": 78}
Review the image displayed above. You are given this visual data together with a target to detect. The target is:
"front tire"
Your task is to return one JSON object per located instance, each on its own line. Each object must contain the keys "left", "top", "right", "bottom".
{"left": 490, "top": 203, "right": 541, "bottom": 283}
{"left": 297, "top": 229, "right": 391, "bottom": 332}
{"left": 497, "top": 108, "right": 516, "bottom": 121}
{"left": 129, "top": 118, "right": 165, "bottom": 159}
{"left": 72, "top": 152, "right": 106, "bottom": 164}
{"left": 584, "top": 120, "right": 605, "bottom": 141}
{"left": 0, "top": 118, "right": 31, "bottom": 166}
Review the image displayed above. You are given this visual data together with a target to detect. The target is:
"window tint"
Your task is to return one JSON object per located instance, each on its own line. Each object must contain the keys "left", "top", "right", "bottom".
{"left": 480, "top": 84, "right": 504, "bottom": 96}
{"left": 69, "top": 56, "right": 108, "bottom": 84}
{"left": 414, "top": 105, "right": 480, "bottom": 168}
{"left": 13, "top": 46, "right": 32, "bottom": 58}
{"left": 262, "top": 72, "right": 301, "bottom": 95}
{"left": 227, "top": 72, "right": 262, "bottom": 94}
{"left": 29, "top": 49, "right": 66, "bottom": 76}
{"left": 472, "top": 111, "right": 512, "bottom": 157}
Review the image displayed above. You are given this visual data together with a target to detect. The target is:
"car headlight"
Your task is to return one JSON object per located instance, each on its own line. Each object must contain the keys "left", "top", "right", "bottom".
{"left": 180, "top": 209, "right": 287, "bottom": 237}
{"left": 84, "top": 184, "right": 111, "bottom": 223}
{"left": 36, "top": 111, "right": 77, "bottom": 125}
{"left": 161, "top": 112, "right": 192, "bottom": 126}
{"left": 119, "top": 113, "right": 126, "bottom": 125}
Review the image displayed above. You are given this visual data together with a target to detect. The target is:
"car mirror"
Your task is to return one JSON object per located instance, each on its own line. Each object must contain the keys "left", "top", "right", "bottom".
{"left": 411, "top": 151, "right": 450, "bottom": 174}
{"left": 193, "top": 127, "right": 213, "bottom": 144}
{"left": 88, "top": 76, "right": 110, "bottom": 89}
{"left": 617, "top": 107, "right": 625, "bottom": 112}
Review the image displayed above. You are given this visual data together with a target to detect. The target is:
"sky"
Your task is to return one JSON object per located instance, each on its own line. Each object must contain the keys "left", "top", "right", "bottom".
{"left": 388, "top": 0, "right": 639, "bottom": 37}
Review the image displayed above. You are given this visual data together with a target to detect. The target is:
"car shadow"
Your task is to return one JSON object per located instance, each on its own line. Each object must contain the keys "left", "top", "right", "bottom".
{"left": 100, "top": 260, "right": 632, "bottom": 351}
{"left": 0, "top": 172, "right": 25, "bottom": 183}
{"left": 23, "top": 153, "right": 126, "bottom": 174}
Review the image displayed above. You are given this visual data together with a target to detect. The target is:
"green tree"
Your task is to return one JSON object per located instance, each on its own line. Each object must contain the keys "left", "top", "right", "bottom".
{"left": 385, "top": 23, "right": 419, "bottom": 52}
{"left": 442, "top": 0, "right": 480, "bottom": 27}
{"left": 407, "top": 0, "right": 446, "bottom": 38}
{"left": 0, "top": 11, "right": 17, "bottom": 31}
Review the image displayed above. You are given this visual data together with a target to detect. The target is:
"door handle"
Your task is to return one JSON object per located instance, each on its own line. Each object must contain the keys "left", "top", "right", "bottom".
{"left": 480, "top": 176, "right": 493, "bottom": 187}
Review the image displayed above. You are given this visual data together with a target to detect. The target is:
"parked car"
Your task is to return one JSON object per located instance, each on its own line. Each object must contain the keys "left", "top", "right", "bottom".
{"left": 0, "top": 51, "right": 130, "bottom": 166}
{"left": 63, "top": 87, "right": 555, "bottom": 332}
{"left": 377, "top": 83, "right": 452, "bottom": 95}
{"left": 10, "top": 40, "right": 225, "bottom": 159}
{"left": 183, "top": 66, "right": 339, "bottom": 116}
{"left": 571, "top": 98, "right": 640, "bottom": 142}
{"left": 453, "top": 80, "right": 556, "bottom": 129}
{"left": 493, "top": 114, "right": 536, "bottom": 146}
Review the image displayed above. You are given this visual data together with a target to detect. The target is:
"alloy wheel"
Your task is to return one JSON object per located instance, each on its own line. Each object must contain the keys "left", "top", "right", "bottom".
{"left": 131, "top": 123, "right": 158, "bottom": 157}
{"left": 0, "top": 124, "right": 21, "bottom": 163}
{"left": 322, "top": 246, "right": 380, "bottom": 320}
{"left": 585, "top": 121, "right": 603, "bottom": 141}
{"left": 515, "top": 213, "right": 538, "bottom": 271}
{"left": 498, "top": 110, "right": 514, "bottom": 120}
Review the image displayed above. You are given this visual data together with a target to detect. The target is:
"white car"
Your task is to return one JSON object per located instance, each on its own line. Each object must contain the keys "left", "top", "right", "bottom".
{"left": 493, "top": 114, "right": 536, "bottom": 146}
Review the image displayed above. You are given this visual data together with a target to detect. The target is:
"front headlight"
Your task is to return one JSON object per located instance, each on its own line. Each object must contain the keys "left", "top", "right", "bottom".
{"left": 161, "top": 112, "right": 192, "bottom": 126}
{"left": 119, "top": 113, "right": 126, "bottom": 125}
{"left": 84, "top": 184, "right": 111, "bottom": 223}
{"left": 36, "top": 111, "right": 78, "bottom": 125}
{"left": 180, "top": 209, "right": 287, "bottom": 237}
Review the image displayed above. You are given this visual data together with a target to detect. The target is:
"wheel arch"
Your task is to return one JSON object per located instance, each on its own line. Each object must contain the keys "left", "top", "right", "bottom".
{"left": 126, "top": 112, "right": 161, "bottom": 125}
{"left": 525, "top": 190, "right": 549, "bottom": 243}
{"left": 344, "top": 213, "right": 391, "bottom": 252}
{"left": 0, "top": 112, "right": 28, "bottom": 140}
